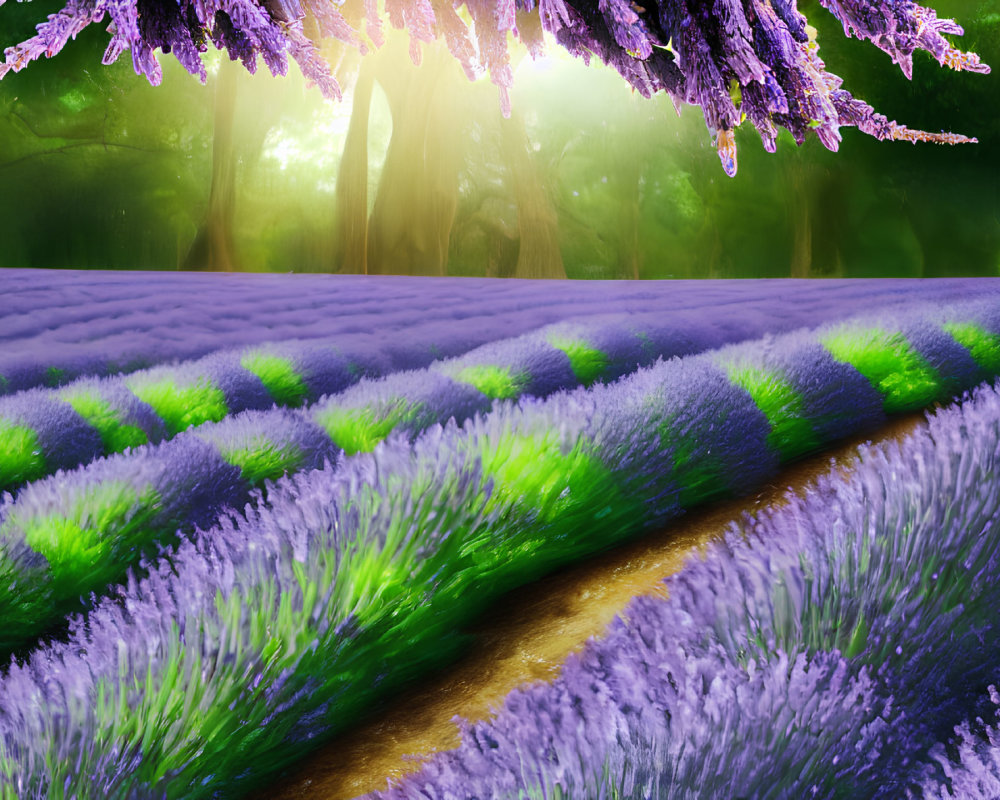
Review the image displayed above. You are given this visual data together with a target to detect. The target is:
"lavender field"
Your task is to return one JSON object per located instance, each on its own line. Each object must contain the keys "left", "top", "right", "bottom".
{"left": 3, "top": 270, "right": 1000, "bottom": 798}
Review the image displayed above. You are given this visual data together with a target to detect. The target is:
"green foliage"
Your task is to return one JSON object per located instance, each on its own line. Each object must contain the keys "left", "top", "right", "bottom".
{"left": 478, "top": 432, "right": 612, "bottom": 526}
{"left": 550, "top": 338, "right": 610, "bottom": 386}
{"left": 60, "top": 390, "right": 149, "bottom": 454}
{"left": 726, "top": 365, "right": 821, "bottom": 459}
{"left": 822, "top": 328, "right": 946, "bottom": 413}
{"left": 0, "top": 420, "right": 45, "bottom": 487}
{"left": 454, "top": 365, "right": 528, "bottom": 399}
{"left": 944, "top": 321, "right": 1000, "bottom": 375}
{"left": 217, "top": 436, "right": 304, "bottom": 486}
{"left": 127, "top": 377, "right": 228, "bottom": 435}
{"left": 17, "top": 480, "right": 161, "bottom": 603}
{"left": 241, "top": 353, "right": 309, "bottom": 407}
{"left": 315, "top": 401, "right": 419, "bottom": 454}
{"left": 0, "top": 4, "right": 213, "bottom": 270}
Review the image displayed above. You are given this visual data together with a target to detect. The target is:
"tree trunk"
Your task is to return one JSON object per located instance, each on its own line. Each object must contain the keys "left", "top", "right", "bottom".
{"left": 185, "top": 59, "right": 238, "bottom": 271}
{"left": 811, "top": 170, "right": 846, "bottom": 277}
{"left": 366, "top": 42, "right": 463, "bottom": 276}
{"left": 332, "top": 59, "right": 375, "bottom": 273}
{"left": 499, "top": 108, "right": 566, "bottom": 279}
{"left": 612, "top": 160, "right": 642, "bottom": 280}
{"left": 788, "top": 160, "right": 812, "bottom": 278}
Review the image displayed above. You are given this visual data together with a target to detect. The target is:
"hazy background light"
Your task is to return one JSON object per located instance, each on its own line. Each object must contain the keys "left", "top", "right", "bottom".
{"left": 0, "top": 0, "right": 995, "bottom": 276}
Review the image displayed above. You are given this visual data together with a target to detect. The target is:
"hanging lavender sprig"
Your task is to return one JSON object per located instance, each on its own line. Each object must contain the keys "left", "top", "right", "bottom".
{"left": 818, "top": 0, "right": 988, "bottom": 79}
{"left": 0, "top": 0, "right": 990, "bottom": 174}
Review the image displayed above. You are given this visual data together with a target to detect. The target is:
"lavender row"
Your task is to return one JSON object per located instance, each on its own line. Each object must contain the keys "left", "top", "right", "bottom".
{"left": 3, "top": 273, "right": 996, "bottom": 395}
{"left": 2, "top": 302, "right": 1000, "bottom": 796}
{"left": 0, "top": 272, "right": 640, "bottom": 394}
{"left": 0, "top": 289, "right": 880, "bottom": 494}
{"left": 373, "top": 374, "right": 1000, "bottom": 800}
{"left": 5, "top": 275, "right": 998, "bottom": 494}
{"left": 0, "top": 408, "right": 336, "bottom": 655}
{"left": 2, "top": 296, "right": 997, "bottom": 658}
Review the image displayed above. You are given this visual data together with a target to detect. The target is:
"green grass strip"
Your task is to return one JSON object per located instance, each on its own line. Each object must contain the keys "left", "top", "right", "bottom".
{"left": 127, "top": 377, "right": 228, "bottom": 436}
{"left": 822, "top": 327, "right": 943, "bottom": 414}
{"left": 241, "top": 352, "right": 309, "bottom": 408}
{"left": 943, "top": 322, "right": 1000, "bottom": 376}
{"left": 727, "top": 365, "right": 820, "bottom": 461}
{"left": 315, "top": 401, "right": 417, "bottom": 455}
{"left": 60, "top": 390, "right": 148, "bottom": 455}
{"left": 217, "top": 437, "right": 305, "bottom": 487}
{"left": 17, "top": 480, "right": 161, "bottom": 604}
{"left": 454, "top": 365, "right": 528, "bottom": 400}
{"left": 550, "top": 338, "right": 610, "bottom": 387}
{"left": 470, "top": 431, "right": 632, "bottom": 577}
{"left": 337, "top": 431, "right": 634, "bottom": 622}
{"left": 0, "top": 419, "right": 45, "bottom": 488}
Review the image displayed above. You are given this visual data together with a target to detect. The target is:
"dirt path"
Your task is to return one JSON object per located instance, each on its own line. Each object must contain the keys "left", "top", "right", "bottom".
{"left": 259, "top": 413, "right": 927, "bottom": 800}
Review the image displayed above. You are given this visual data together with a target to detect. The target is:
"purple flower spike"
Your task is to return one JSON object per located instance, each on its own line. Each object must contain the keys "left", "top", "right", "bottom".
{"left": 1, "top": 0, "right": 988, "bottom": 172}
{"left": 819, "top": 0, "right": 989, "bottom": 80}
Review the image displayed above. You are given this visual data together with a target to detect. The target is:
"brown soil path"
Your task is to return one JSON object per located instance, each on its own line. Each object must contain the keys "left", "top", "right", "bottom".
{"left": 259, "top": 414, "right": 927, "bottom": 800}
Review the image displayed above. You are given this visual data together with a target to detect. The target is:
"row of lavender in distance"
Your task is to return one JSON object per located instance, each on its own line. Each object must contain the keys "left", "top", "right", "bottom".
{"left": 1, "top": 271, "right": 649, "bottom": 394}
{"left": 0, "top": 298, "right": 849, "bottom": 494}
{"left": 372, "top": 377, "right": 1000, "bottom": 800}
{"left": 3, "top": 273, "right": 996, "bottom": 395}
{"left": 2, "top": 302, "right": 1000, "bottom": 796}
{"left": 5, "top": 277, "right": 1000, "bottom": 493}
{"left": 0, "top": 297, "right": 996, "bottom": 657}
{"left": 1, "top": 282, "right": 937, "bottom": 494}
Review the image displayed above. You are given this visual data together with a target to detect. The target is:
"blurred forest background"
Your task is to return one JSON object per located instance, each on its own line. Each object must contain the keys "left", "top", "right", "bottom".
{"left": 0, "top": 0, "right": 997, "bottom": 278}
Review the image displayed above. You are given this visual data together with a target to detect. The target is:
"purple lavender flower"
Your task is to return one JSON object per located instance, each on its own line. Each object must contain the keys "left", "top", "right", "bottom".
{"left": 1, "top": 0, "right": 987, "bottom": 172}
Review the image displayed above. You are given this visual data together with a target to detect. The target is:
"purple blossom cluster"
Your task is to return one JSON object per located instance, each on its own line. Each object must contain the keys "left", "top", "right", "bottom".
{"left": 915, "top": 688, "right": 1000, "bottom": 798}
{"left": 372, "top": 374, "right": 1000, "bottom": 800}
{"left": 0, "top": 0, "right": 989, "bottom": 174}
{"left": 819, "top": 0, "right": 987, "bottom": 79}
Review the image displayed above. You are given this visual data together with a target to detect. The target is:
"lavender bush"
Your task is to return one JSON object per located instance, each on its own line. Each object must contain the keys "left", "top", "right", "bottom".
{"left": 371, "top": 366, "right": 1000, "bottom": 800}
